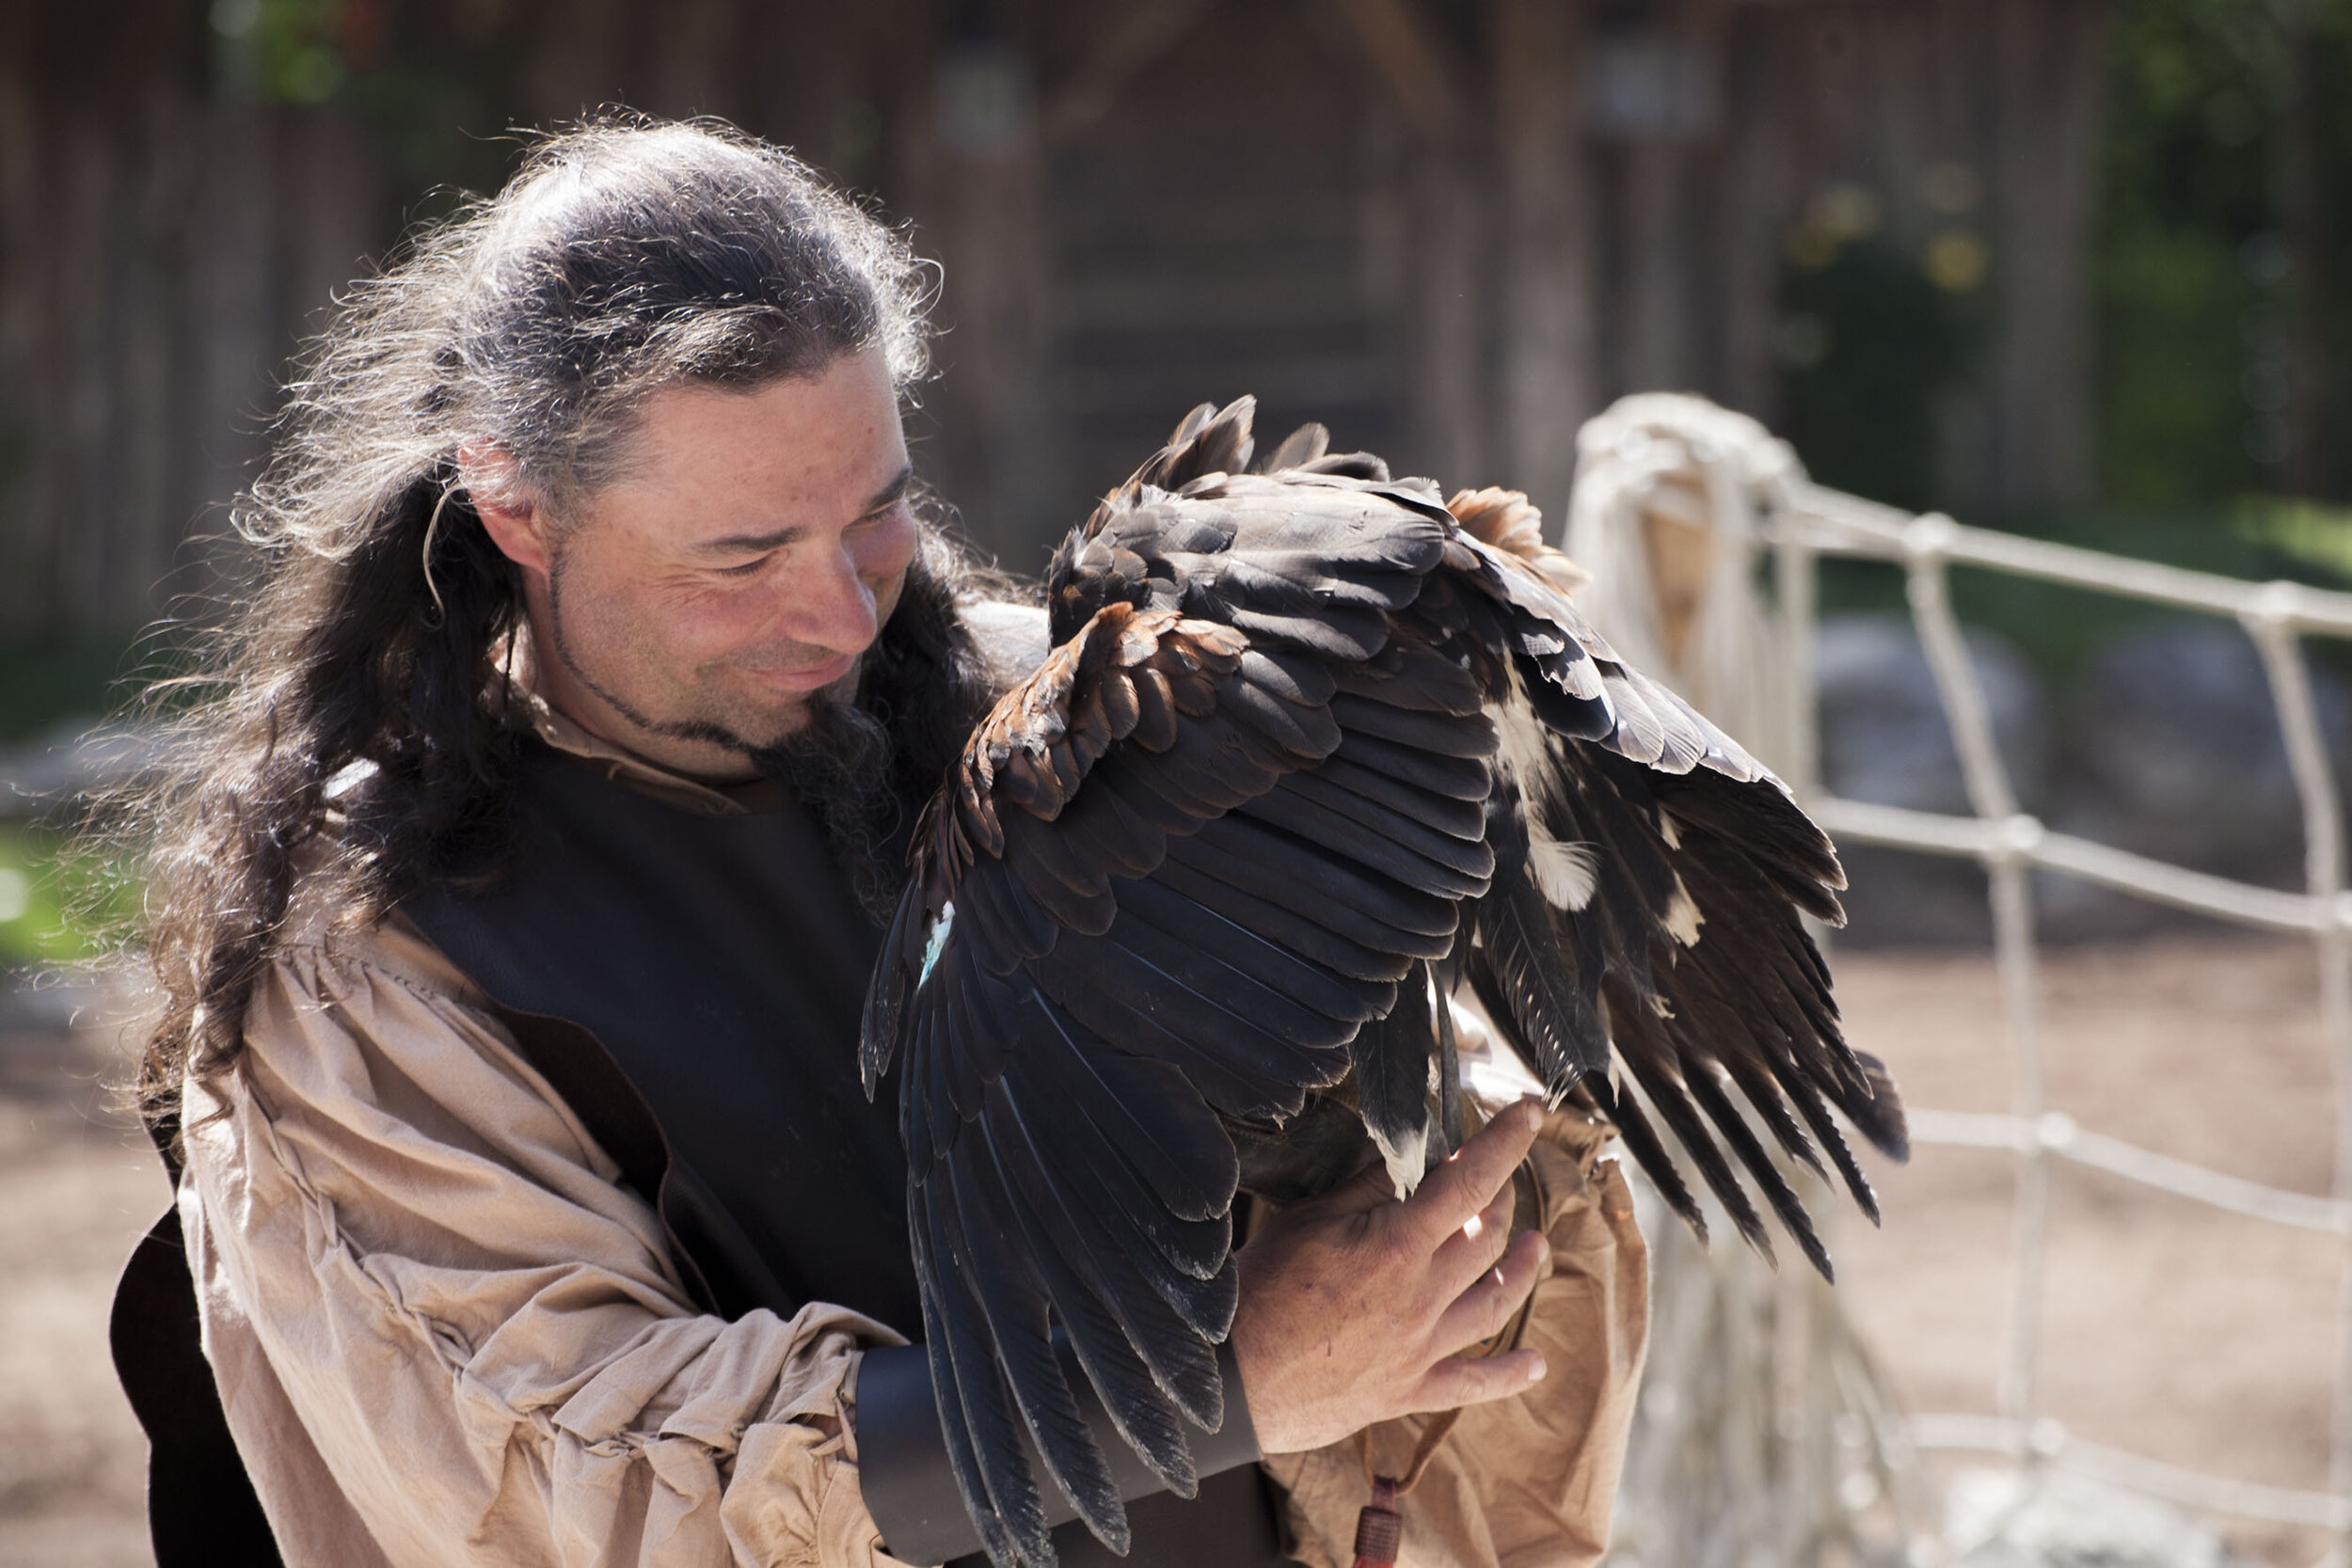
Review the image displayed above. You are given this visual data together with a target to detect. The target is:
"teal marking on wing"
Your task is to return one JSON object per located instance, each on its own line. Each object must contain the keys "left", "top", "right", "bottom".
{"left": 918, "top": 900, "right": 956, "bottom": 988}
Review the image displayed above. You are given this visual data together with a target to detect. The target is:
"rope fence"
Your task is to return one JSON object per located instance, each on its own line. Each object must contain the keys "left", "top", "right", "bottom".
{"left": 1559, "top": 392, "right": 2352, "bottom": 1564}
{"left": 1764, "top": 476, "right": 2352, "bottom": 1557}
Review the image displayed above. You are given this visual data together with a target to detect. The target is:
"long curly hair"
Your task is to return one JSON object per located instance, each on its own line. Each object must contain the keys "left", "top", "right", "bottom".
{"left": 124, "top": 117, "right": 1011, "bottom": 1142}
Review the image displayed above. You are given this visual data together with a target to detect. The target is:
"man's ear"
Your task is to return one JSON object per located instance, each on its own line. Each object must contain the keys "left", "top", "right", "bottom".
{"left": 458, "top": 442, "right": 555, "bottom": 578}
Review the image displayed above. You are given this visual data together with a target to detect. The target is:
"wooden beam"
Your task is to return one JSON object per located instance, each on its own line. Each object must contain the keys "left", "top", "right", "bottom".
{"left": 1041, "top": 0, "right": 1218, "bottom": 144}
{"left": 1329, "top": 0, "right": 1474, "bottom": 143}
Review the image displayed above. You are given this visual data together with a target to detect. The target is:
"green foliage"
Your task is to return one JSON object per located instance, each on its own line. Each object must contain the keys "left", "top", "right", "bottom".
{"left": 0, "top": 823, "right": 137, "bottom": 968}
{"left": 1779, "top": 225, "right": 1986, "bottom": 515}
{"left": 1777, "top": 0, "right": 2352, "bottom": 520}
{"left": 2096, "top": 228, "right": 2250, "bottom": 502}
{"left": 208, "top": 0, "right": 518, "bottom": 191}
{"left": 209, "top": 0, "right": 355, "bottom": 106}
{"left": 1785, "top": 0, "right": 2352, "bottom": 689}
{"left": 2234, "top": 492, "right": 2352, "bottom": 576}
{"left": 2093, "top": 0, "right": 2352, "bottom": 502}
{"left": 0, "top": 635, "right": 151, "bottom": 970}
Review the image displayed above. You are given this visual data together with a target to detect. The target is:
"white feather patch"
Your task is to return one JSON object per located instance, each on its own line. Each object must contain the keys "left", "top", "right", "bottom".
{"left": 1529, "top": 837, "right": 1600, "bottom": 911}
{"left": 1656, "top": 808, "right": 1681, "bottom": 849}
{"left": 1662, "top": 882, "right": 1704, "bottom": 946}
{"left": 1488, "top": 686, "right": 1557, "bottom": 800}
{"left": 1375, "top": 1124, "right": 1430, "bottom": 1200}
{"left": 1490, "top": 684, "right": 1602, "bottom": 915}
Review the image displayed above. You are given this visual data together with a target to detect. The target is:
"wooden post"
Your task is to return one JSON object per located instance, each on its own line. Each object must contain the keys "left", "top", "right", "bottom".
{"left": 1716, "top": 4, "right": 1799, "bottom": 425}
{"left": 1405, "top": 132, "right": 1490, "bottom": 490}
{"left": 1329, "top": 0, "right": 1487, "bottom": 488}
{"left": 1986, "top": 0, "right": 2107, "bottom": 507}
{"left": 1493, "top": 0, "right": 1597, "bottom": 518}
{"left": 887, "top": 4, "right": 1059, "bottom": 569}
{"left": 183, "top": 100, "right": 281, "bottom": 614}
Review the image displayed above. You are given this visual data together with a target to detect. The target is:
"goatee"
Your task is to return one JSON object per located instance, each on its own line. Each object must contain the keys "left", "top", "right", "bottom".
{"left": 748, "top": 690, "right": 907, "bottom": 922}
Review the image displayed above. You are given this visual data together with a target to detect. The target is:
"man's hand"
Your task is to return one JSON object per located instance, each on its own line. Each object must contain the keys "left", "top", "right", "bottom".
{"left": 1229, "top": 1099, "right": 1552, "bottom": 1455}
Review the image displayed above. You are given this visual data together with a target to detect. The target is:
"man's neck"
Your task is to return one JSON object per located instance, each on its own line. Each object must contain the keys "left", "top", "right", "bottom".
{"left": 514, "top": 616, "right": 763, "bottom": 785}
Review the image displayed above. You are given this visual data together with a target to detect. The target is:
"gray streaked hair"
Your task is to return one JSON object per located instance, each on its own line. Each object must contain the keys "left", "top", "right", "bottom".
{"left": 120, "top": 115, "right": 1008, "bottom": 1145}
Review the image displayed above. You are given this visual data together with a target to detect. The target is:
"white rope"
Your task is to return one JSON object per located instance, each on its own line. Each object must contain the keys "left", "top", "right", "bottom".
{"left": 1911, "top": 1416, "right": 2352, "bottom": 1531}
{"left": 1766, "top": 487, "right": 2352, "bottom": 635}
{"left": 1568, "top": 400, "right": 1938, "bottom": 1567}
{"left": 1809, "top": 796, "right": 2331, "bottom": 933}
{"left": 1565, "top": 396, "right": 1803, "bottom": 767}
{"left": 1778, "top": 468, "right": 2352, "bottom": 1557}
{"left": 1907, "top": 1108, "right": 2352, "bottom": 1235}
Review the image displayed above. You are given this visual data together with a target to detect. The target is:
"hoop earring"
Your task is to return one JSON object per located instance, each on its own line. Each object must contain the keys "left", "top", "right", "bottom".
{"left": 421, "top": 483, "right": 458, "bottom": 629}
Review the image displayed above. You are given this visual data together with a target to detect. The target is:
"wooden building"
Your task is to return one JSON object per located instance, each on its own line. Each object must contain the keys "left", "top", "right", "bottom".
{"left": 0, "top": 0, "right": 2108, "bottom": 635}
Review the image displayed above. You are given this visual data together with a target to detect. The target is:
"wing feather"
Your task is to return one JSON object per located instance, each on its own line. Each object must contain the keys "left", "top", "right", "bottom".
{"left": 946, "top": 1143, "right": 1126, "bottom": 1546}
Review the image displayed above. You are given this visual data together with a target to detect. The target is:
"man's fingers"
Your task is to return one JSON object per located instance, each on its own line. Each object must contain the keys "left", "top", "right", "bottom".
{"left": 1410, "top": 1346, "right": 1549, "bottom": 1413}
{"left": 1428, "top": 1176, "right": 1518, "bottom": 1299}
{"left": 1396, "top": 1099, "right": 1543, "bottom": 1249}
{"left": 1432, "top": 1226, "right": 1549, "bottom": 1356}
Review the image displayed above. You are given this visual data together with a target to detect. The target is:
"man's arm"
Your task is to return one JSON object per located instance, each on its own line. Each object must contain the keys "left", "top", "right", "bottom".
{"left": 181, "top": 922, "right": 908, "bottom": 1568}
{"left": 191, "top": 908, "right": 1608, "bottom": 1568}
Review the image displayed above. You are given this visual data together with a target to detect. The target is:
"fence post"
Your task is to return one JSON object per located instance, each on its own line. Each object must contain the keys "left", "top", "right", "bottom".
{"left": 2245, "top": 598, "right": 2352, "bottom": 1568}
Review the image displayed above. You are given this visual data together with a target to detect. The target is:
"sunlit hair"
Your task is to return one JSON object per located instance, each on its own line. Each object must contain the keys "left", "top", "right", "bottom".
{"left": 119, "top": 115, "right": 1010, "bottom": 1143}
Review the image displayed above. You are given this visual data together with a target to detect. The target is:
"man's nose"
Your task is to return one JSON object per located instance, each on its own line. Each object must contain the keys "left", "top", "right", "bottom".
{"left": 784, "top": 539, "right": 882, "bottom": 653}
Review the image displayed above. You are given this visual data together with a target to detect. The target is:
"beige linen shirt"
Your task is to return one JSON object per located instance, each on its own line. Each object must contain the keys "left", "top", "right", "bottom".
{"left": 178, "top": 691, "right": 1647, "bottom": 1568}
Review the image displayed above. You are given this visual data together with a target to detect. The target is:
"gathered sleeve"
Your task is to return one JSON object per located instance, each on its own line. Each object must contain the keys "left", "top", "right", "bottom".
{"left": 179, "top": 920, "right": 916, "bottom": 1568}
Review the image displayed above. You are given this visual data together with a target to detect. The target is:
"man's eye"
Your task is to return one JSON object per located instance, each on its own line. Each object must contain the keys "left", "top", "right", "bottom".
{"left": 716, "top": 555, "right": 771, "bottom": 578}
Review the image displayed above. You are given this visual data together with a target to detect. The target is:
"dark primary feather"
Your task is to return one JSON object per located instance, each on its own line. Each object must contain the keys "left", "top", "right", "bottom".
{"left": 860, "top": 396, "right": 1906, "bottom": 1568}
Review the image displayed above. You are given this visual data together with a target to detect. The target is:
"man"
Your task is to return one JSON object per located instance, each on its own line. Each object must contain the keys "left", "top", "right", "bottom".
{"left": 111, "top": 117, "right": 1645, "bottom": 1567}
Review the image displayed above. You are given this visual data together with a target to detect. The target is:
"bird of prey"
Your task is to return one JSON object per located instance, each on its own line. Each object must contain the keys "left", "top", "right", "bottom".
{"left": 861, "top": 397, "right": 1907, "bottom": 1567}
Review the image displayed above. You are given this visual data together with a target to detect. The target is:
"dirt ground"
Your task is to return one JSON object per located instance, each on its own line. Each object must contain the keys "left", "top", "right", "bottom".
{"left": 0, "top": 980, "right": 159, "bottom": 1568}
{"left": 1829, "top": 931, "right": 2342, "bottom": 1568}
{"left": 0, "top": 933, "right": 2341, "bottom": 1566}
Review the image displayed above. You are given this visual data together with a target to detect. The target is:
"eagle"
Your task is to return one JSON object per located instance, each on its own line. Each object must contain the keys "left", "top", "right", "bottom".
{"left": 860, "top": 397, "right": 1907, "bottom": 1566}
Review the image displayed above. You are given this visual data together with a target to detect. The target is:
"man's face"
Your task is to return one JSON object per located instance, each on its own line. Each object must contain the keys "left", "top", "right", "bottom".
{"left": 495, "top": 349, "right": 917, "bottom": 776}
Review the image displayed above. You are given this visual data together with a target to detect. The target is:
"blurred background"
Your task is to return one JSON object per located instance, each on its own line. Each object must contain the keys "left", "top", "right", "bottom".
{"left": 3, "top": 1, "right": 2350, "bottom": 1564}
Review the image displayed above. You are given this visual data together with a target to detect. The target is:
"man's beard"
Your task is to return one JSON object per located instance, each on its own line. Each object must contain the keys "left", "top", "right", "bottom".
{"left": 545, "top": 556, "right": 912, "bottom": 915}
{"left": 747, "top": 689, "right": 909, "bottom": 922}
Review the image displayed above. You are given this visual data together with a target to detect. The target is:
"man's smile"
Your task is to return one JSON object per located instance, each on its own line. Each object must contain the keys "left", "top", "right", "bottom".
{"left": 735, "top": 650, "right": 859, "bottom": 693}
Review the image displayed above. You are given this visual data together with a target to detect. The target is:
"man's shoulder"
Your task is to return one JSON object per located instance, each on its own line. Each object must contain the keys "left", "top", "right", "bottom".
{"left": 961, "top": 598, "right": 1051, "bottom": 690}
{"left": 273, "top": 857, "right": 485, "bottom": 1010}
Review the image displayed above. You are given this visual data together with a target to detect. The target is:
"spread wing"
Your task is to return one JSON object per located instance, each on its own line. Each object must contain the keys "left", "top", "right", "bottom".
{"left": 859, "top": 398, "right": 1905, "bottom": 1568}
{"left": 859, "top": 468, "right": 1486, "bottom": 1567}
{"left": 1440, "top": 524, "right": 1907, "bottom": 1279}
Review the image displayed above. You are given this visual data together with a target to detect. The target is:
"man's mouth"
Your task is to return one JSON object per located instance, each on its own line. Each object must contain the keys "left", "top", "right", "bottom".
{"left": 739, "top": 651, "right": 857, "bottom": 694}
